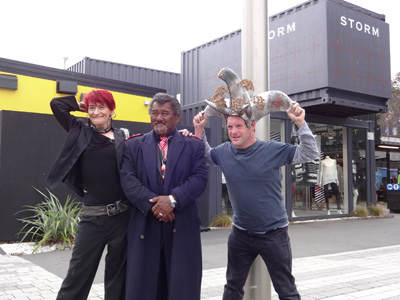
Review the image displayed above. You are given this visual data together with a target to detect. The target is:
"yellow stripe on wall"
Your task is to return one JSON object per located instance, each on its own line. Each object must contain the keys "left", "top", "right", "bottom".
{"left": 0, "top": 71, "right": 151, "bottom": 123}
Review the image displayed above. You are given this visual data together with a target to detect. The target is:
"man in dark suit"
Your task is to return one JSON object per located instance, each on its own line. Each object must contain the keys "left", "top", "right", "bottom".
{"left": 120, "top": 93, "right": 208, "bottom": 300}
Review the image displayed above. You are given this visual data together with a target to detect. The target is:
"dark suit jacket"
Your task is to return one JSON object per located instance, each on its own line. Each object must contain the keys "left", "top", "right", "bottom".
{"left": 120, "top": 128, "right": 208, "bottom": 300}
{"left": 45, "top": 96, "right": 127, "bottom": 197}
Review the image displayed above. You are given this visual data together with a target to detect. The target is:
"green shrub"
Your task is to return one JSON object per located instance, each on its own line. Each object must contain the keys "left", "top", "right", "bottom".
{"left": 351, "top": 204, "right": 386, "bottom": 218}
{"left": 210, "top": 214, "right": 232, "bottom": 227}
{"left": 16, "top": 188, "right": 82, "bottom": 253}
{"left": 368, "top": 204, "right": 385, "bottom": 217}
{"left": 351, "top": 206, "right": 369, "bottom": 217}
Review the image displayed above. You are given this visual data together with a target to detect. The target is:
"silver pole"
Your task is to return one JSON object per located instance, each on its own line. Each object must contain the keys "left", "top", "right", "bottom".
{"left": 63, "top": 57, "right": 68, "bottom": 70}
{"left": 242, "top": 0, "right": 270, "bottom": 141}
{"left": 242, "top": 0, "right": 272, "bottom": 299}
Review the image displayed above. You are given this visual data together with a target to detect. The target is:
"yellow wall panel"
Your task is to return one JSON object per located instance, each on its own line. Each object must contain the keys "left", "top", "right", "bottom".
{"left": 0, "top": 71, "right": 151, "bottom": 123}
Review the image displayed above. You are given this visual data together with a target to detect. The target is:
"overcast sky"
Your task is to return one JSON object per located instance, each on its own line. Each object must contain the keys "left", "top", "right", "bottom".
{"left": 1, "top": 0, "right": 398, "bottom": 79}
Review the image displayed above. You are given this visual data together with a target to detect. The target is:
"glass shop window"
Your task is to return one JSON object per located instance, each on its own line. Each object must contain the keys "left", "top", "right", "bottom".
{"left": 291, "top": 124, "right": 348, "bottom": 218}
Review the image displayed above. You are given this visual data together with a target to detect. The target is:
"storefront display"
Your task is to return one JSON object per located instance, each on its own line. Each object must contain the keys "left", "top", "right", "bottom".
{"left": 290, "top": 124, "right": 367, "bottom": 217}
{"left": 219, "top": 117, "right": 371, "bottom": 219}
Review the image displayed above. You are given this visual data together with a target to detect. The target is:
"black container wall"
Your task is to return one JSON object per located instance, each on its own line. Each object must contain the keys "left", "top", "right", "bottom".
{"left": 0, "top": 110, "right": 152, "bottom": 242}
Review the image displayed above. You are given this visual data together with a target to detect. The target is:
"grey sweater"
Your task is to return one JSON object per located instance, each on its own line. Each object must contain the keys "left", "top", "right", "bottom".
{"left": 203, "top": 122, "right": 319, "bottom": 232}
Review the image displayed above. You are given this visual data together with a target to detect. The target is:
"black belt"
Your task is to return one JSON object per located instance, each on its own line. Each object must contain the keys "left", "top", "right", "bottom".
{"left": 82, "top": 200, "right": 130, "bottom": 216}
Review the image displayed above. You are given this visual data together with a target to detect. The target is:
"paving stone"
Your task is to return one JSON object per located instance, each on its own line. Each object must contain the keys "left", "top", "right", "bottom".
{"left": 1, "top": 245, "right": 400, "bottom": 299}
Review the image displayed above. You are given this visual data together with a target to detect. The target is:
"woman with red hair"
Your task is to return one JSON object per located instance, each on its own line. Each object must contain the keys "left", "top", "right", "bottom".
{"left": 45, "top": 89, "right": 130, "bottom": 300}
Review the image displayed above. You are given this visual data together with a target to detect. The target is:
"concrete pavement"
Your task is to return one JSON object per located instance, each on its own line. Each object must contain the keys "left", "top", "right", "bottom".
{"left": 1, "top": 214, "right": 400, "bottom": 299}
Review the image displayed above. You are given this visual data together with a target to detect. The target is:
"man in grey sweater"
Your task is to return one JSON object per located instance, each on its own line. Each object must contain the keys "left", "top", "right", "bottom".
{"left": 193, "top": 100, "right": 318, "bottom": 300}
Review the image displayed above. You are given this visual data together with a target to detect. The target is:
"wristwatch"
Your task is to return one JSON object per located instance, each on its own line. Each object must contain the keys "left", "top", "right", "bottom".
{"left": 169, "top": 195, "right": 177, "bottom": 208}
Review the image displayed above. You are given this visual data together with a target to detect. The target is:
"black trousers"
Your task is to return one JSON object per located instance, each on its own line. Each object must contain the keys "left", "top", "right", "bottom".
{"left": 324, "top": 183, "right": 341, "bottom": 210}
{"left": 222, "top": 226, "right": 300, "bottom": 300}
{"left": 56, "top": 210, "right": 129, "bottom": 300}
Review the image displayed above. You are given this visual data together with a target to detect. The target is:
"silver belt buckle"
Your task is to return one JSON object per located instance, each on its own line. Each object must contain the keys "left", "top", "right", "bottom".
{"left": 106, "top": 203, "right": 117, "bottom": 216}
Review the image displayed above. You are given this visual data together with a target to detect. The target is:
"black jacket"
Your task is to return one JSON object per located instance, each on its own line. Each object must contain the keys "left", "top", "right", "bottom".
{"left": 45, "top": 96, "right": 128, "bottom": 197}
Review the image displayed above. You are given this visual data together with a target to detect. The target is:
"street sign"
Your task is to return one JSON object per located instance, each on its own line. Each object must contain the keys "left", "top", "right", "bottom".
{"left": 387, "top": 184, "right": 400, "bottom": 191}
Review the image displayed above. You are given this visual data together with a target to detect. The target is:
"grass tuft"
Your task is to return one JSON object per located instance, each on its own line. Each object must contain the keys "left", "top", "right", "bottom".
{"left": 16, "top": 188, "right": 81, "bottom": 253}
{"left": 210, "top": 214, "right": 232, "bottom": 228}
{"left": 351, "top": 206, "right": 369, "bottom": 217}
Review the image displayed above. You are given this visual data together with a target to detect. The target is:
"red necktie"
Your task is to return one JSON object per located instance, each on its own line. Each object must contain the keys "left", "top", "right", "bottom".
{"left": 159, "top": 137, "right": 168, "bottom": 179}
{"left": 159, "top": 136, "right": 168, "bottom": 160}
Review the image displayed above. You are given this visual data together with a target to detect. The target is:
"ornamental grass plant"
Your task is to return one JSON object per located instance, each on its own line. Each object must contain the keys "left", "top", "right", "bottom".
{"left": 210, "top": 214, "right": 232, "bottom": 227}
{"left": 16, "top": 188, "right": 82, "bottom": 253}
{"left": 351, "top": 206, "right": 369, "bottom": 217}
{"left": 368, "top": 204, "right": 386, "bottom": 216}
{"left": 351, "top": 204, "right": 387, "bottom": 218}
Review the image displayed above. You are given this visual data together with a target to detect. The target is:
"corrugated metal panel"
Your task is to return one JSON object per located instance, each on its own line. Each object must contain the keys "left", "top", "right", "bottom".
{"left": 180, "top": 102, "right": 223, "bottom": 226}
{"left": 181, "top": 30, "right": 242, "bottom": 107}
{"left": 269, "top": 0, "right": 390, "bottom": 99}
{"left": 0, "top": 57, "right": 163, "bottom": 98}
{"left": 68, "top": 60, "right": 86, "bottom": 73}
{"left": 69, "top": 57, "right": 180, "bottom": 98}
{"left": 181, "top": 0, "right": 390, "bottom": 117}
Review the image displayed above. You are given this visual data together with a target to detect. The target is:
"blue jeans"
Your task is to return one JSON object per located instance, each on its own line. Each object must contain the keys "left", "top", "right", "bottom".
{"left": 222, "top": 226, "right": 300, "bottom": 300}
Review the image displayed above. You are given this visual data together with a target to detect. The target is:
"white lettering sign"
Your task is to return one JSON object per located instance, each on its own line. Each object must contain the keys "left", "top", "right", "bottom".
{"left": 269, "top": 22, "right": 296, "bottom": 40}
{"left": 340, "top": 16, "right": 379, "bottom": 37}
{"left": 387, "top": 184, "right": 400, "bottom": 191}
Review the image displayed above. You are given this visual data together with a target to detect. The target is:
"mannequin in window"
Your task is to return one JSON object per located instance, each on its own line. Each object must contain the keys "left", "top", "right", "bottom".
{"left": 352, "top": 160, "right": 359, "bottom": 209}
{"left": 320, "top": 156, "right": 342, "bottom": 214}
{"left": 392, "top": 174, "right": 398, "bottom": 184}
{"left": 291, "top": 135, "right": 305, "bottom": 184}
{"left": 222, "top": 172, "right": 231, "bottom": 209}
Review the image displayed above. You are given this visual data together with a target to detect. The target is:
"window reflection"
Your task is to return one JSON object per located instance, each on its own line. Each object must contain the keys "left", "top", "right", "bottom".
{"left": 220, "top": 119, "right": 368, "bottom": 219}
{"left": 291, "top": 124, "right": 347, "bottom": 217}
